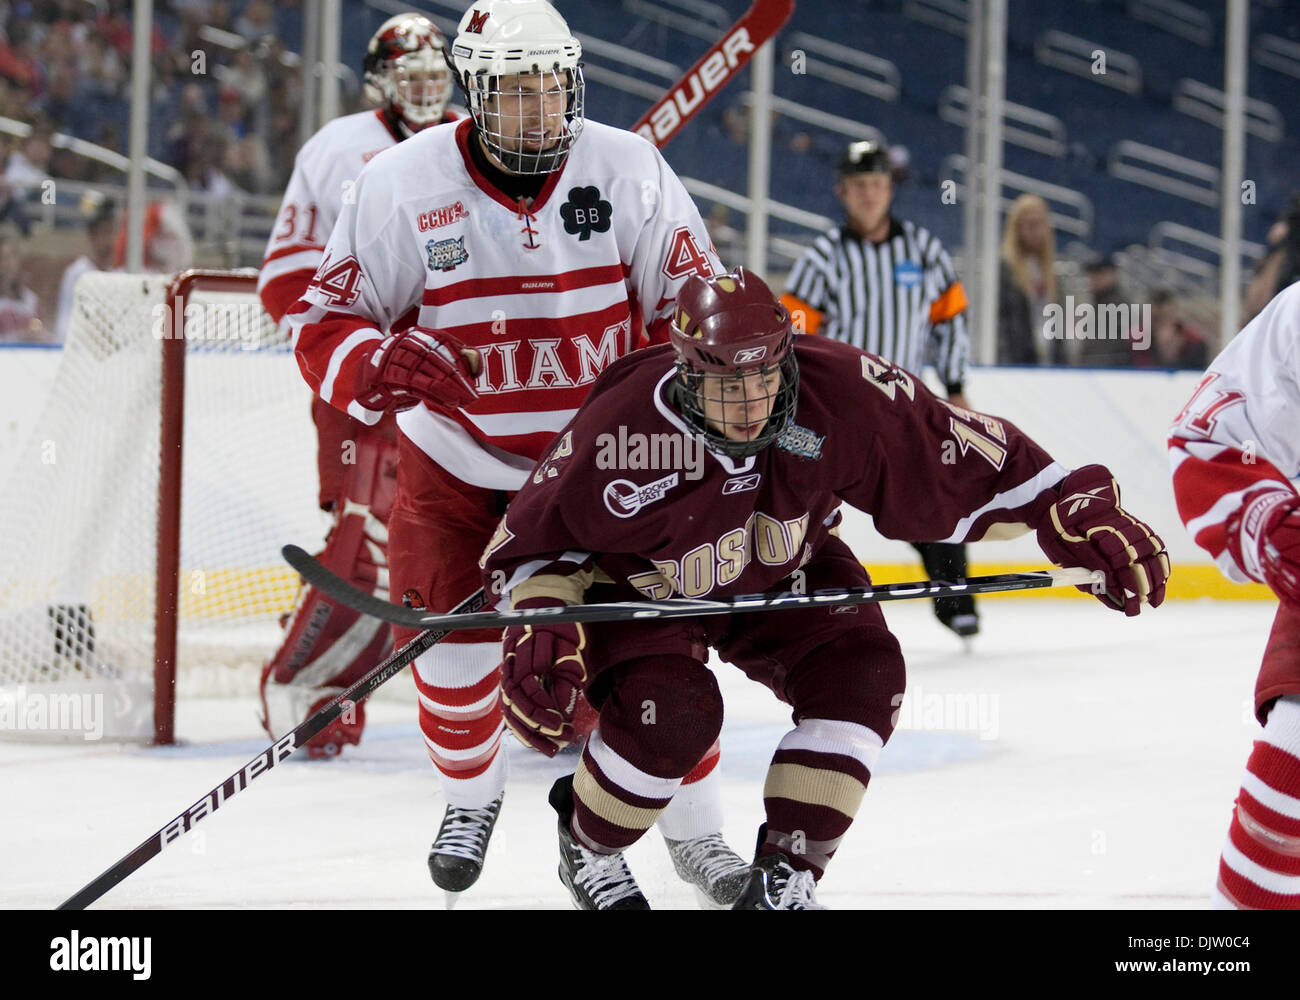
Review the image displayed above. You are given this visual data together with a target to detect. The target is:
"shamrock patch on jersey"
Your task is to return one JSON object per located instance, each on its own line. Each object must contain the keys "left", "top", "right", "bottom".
{"left": 561, "top": 186, "right": 612, "bottom": 241}
{"left": 426, "top": 236, "right": 469, "bottom": 271}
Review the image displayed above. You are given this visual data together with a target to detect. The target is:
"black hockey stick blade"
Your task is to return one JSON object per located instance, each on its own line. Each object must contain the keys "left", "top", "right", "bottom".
{"left": 283, "top": 544, "right": 1102, "bottom": 633}
{"left": 56, "top": 586, "right": 489, "bottom": 911}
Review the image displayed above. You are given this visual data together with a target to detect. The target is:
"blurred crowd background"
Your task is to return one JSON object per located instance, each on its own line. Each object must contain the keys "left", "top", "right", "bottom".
{"left": 0, "top": 0, "right": 1296, "bottom": 366}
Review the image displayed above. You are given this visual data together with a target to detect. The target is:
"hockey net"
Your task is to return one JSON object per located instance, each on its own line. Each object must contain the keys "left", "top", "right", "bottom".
{"left": 0, "top": 270, "right": 326, "bottom": 743}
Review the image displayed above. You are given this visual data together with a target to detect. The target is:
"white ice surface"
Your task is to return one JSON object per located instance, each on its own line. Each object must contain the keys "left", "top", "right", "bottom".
{"left": 0, "top": 599, "right": 1275, "bottom": 910}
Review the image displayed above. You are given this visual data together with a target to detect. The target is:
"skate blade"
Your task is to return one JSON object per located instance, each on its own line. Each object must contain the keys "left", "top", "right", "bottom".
{"left": 444, "top": 890, "right": 463, "bottom": 910}
{"left": 692, "top": 885, "right": 732, "bottom": 911}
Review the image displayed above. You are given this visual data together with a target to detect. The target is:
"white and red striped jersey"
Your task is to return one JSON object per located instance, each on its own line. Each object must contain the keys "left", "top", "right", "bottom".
{"left": 1169, "top": 282, "right": 1300, "bottom": 583}
{"left": 289, "top": 117, "right": 722, "bottom": 490}
{"left": 259, "top": 108, "right": 461, "bottom": 322}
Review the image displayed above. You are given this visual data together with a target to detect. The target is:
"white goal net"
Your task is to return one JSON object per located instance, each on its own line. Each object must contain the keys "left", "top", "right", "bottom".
{"left": 0, "top": 271, "right": 326, "bottom": 742}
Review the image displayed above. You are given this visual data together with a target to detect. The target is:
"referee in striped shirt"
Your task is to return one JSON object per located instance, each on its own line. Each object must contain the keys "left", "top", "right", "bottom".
{"left": 781, "top": 138, "right": 979, "bottom": 639}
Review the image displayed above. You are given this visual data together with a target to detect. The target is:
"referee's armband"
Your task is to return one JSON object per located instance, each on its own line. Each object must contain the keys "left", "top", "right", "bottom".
{"left": 779, "top": 293, "right": 824, "bottom": 335}
{"left": 928, "top": 281, "right": 969, "bottom": 324}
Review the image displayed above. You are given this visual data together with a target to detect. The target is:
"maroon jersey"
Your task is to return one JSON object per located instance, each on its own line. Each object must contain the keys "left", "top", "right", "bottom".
{"left": 481, "top": 336, "right": 1071, "bottom": 607}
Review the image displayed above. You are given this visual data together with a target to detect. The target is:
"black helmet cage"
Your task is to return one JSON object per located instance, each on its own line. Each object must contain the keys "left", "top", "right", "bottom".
{"left": 453, "top": 58, "right": 586, "bottom": 175}
{"left": 672, "top": 353, "right": 800, "bottom": 459}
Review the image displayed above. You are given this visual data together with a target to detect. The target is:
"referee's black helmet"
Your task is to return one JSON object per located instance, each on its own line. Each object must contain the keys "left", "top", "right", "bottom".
{"left": 837, "top": 139, "right": 891, "bottom": 177}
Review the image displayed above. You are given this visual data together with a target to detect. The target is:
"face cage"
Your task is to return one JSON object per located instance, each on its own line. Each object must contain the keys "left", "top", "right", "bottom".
{"left": 380, "top": 50, "right": 453, "bottom": 130}
{"left": 673, "top": 355, "right": 800, "bottom": 459}
{"left": 466, "top": 66, "right": 585, "bottom": 175}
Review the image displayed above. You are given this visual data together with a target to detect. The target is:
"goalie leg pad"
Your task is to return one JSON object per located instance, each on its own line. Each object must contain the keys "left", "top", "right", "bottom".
{"left": 259, "top": 503, "right": 393, "bottom": 756}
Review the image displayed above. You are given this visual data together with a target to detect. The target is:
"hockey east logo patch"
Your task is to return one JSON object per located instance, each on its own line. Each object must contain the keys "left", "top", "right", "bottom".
{"left": 426, "top": 236, "right": 469, "bottom": 272}
{"left": 603, "top": 473, "right": 679, "bottom": 518}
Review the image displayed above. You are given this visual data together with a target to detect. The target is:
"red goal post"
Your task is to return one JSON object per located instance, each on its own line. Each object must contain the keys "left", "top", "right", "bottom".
{"left": 0, "top": 269, "right": 324, "bottom": 744}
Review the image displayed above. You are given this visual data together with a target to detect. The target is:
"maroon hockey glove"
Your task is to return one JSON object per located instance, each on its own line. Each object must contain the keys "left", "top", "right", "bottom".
{"left": 1036, "top": 465, "right": 1170, "bottom": 616}
{"left": 356, "top": 326, "right": 478, "bottom": 414}
{"left": 1226, "top": 488, "right": 1300, "bottom": 610}
{"left": 500, "top": 598, "right": 589, "bottom": 758}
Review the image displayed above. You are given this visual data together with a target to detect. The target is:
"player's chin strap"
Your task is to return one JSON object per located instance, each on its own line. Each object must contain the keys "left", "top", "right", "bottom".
{"left": 282, "top": 544, "right": 1102, "bottom": 632}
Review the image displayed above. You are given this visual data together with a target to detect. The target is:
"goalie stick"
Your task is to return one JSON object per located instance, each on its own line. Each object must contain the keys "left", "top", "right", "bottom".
{"left": 57, "top": 586, "right": 490, "bottom": 911}
{"left": 633, "top": 0, "right": 796, "bottom": 148}
{"left": 283, "top": 543, "right": 1102, "bottom": 632}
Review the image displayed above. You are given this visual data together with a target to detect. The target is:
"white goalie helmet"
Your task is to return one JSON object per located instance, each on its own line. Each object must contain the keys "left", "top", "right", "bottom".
{"left": 363, "top": 13, "right": 453, "bottom": 136}
{"left": 448, "top": 0, "right": 585, "bottom": 174}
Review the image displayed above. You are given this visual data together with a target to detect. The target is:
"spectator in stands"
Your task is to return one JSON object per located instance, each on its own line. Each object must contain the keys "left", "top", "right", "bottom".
{"left": 0, "top": 22, "right": 43, "bottom": 93}
{"left": 1076, "top": 251, "right": 1135, "bottom": 367}
{"left": 1242, "top": 192, "right": 1300, "bottom": 326}
{"left": 4, "top": 122, "right": 53, "bottom": 191}
{"left": 1133, "top": 288, "right": 1208, "bottom": 370}
{"left": 0, "top": 230, "right": 43, "bottom": 342}
{"left": 54, "top": 193, "right": 117, "bottom": 345}
{"left": 113, "top": 199, "right": 195, "bottom": 274}
{"left": 235, "top": 0, "right": 276, "bottom": 41}
{"left": 997, "top": 194, "right": 1062, "bottom": 365}
{"left": 0, "top": 162, "right": 31, "bottom": 236}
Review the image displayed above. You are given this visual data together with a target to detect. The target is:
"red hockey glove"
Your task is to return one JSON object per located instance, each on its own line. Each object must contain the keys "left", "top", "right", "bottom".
{"left": 1036, "top": 465, "right": 1170, "bottom": 615}
{"left": 500, "top": 598, "right": 588, "bottom": 758}
{"left": 355, "top": 326, "right": 478, "bottom": 414}
{"left": 1226, "top": 488, "right": 1300, "bottom": 610}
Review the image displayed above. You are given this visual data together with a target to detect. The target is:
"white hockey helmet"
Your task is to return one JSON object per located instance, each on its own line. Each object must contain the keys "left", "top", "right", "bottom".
{"left": 363, "top": 13, "right": 453, "bottom": 136}
{"left": 448, "top": 0, "right": 585, "bottom": 174}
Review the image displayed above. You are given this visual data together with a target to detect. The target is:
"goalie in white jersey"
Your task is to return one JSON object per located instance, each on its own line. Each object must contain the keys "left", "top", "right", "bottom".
{"left": 1170, "top": 282, "right": 1300, "bottom": 909}
{"left": 257, "top": 15, "right": 461, "bottom": 764}
{"left": 289, "top": 0, "right": 747, "bottom": 906}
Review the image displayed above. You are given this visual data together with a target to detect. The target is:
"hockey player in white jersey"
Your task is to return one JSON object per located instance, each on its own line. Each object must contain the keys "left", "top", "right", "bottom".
{"left": 257, "top": 15, "right": 462, "bottom": 762}
{"left": 289, "top": 0, "right": 747, "bottom": 906}
{"left": 1170, "top": 282, "right": 1300, "bottom": 909}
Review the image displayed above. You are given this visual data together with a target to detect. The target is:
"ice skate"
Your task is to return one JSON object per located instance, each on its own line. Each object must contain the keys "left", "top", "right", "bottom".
{"left": 663, "top": 833, "right": 751, "bottom": 909}
{"left": 731, "top": 852, "right": 827, "bottom": 910}
{"left": 549, "top": 776, "right": 649, "bottom": 910}
{"left": 427, "top": 794, "right": 503, "bottom": 905}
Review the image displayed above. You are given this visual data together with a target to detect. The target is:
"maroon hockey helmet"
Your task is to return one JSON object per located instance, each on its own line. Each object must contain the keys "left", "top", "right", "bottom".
{"left": 668, "top": 268, "right": 799, "bottom": 457}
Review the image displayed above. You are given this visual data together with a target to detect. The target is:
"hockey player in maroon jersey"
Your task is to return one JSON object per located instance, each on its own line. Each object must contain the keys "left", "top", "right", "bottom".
{"left": 257, "top": 14, "right": 461, "bottom": 762}
{"left": 289, "top": 0, "right": 748, "bottom": 904}
{"left": 482, "top": 268, "right": 1170, "bottom": 909}
{"left": 1169, "top": 282, "right": 1300, "bottom": 909}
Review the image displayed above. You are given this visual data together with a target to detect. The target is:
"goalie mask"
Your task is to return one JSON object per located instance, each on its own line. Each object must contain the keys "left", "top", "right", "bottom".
{"left": 668, "top": 269, "right": 799, "bottom": 459}
{"left": 448, "top": 0, "right": 585, "bottom": 175}
{"left": 363, "top": 13, "right": 453, "bottom": 137}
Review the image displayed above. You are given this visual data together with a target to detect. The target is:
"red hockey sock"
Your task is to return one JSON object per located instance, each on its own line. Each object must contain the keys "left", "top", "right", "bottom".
{"left": 1215, "top": 696, "right": 1300, "bottom": 909}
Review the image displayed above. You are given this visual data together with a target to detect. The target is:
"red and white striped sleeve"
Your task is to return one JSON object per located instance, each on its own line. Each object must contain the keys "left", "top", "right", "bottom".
{"left": 626, "top": 141, "right": 724, "bottom": 345}
{"left": 287, "top": 163, "right": 424, "bottom": 426}
{"left": 1168, "top": 283, "right": 1300, "bottom": 583}
{"left": 258, "top": 146, "right": 338, "bottom": 324}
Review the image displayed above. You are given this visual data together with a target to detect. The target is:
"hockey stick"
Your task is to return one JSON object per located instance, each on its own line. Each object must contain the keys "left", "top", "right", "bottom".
{"left": 56, "top": 586, "right": 490, "bottom": 911}
{"left": 283, "top": 543, "right": 1102, "bottom": 632}
{"left": 633, "top": 0, "right": 796, "bottom": 148}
